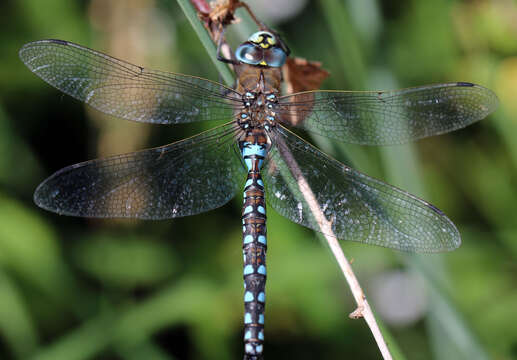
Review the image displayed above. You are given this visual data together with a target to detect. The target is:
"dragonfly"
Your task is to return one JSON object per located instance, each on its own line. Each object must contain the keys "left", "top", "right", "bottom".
{"left": 20, "top": 29, "right": 497, "bottom": 359}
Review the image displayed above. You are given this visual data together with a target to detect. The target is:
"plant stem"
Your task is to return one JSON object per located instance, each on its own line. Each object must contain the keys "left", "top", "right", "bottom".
{"left": 176, "top": 0, "right": 234, "bottom": 86}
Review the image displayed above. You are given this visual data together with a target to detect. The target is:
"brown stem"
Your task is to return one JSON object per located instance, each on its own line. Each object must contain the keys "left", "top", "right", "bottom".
{"left": 274, "top": 133, "right": 393, "bottom": 360}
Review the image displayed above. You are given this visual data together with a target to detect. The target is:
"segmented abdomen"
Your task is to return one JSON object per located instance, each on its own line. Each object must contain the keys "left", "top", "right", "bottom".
{"left": 240, "top": 128, "right": 268, "bottom": 359}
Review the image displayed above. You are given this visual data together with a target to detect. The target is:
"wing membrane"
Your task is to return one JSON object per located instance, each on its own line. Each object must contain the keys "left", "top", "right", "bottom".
{"left": 19, "top": 39, "right": 241, "bottom": 124}
{"left": 277, "top": 82, "right": 498, "bottom": 145}
{"left": 263, "top": 125, "right": 460, "bottom": 252}
{"left": 34, "top": 123, "right": 245, "bottom": 219}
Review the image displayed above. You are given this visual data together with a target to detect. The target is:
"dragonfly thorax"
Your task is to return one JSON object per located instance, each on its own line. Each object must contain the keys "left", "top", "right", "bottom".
{"left": 238, "top": 91, "right": 278, "bottom": 131}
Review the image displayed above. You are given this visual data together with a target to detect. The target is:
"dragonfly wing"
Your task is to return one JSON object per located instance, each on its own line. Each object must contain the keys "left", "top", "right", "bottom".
{"left": 277, "top": 82, "right": 498, "bottom": 145}
{"left": 263, "top": 125, "right": 460, "bottom": 253}
{"left": 34, "top": 123, "right": 245, "bottom": 219}
{"left": 19, "top": 39, "right": 241, "bottom": 124}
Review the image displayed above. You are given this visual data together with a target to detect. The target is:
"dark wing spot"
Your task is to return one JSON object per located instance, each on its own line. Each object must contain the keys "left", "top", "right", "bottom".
{"left": 49, "top": 39, "right": 69, "bottom": 45}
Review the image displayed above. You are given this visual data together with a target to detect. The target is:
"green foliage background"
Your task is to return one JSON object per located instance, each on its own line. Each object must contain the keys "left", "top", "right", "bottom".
{"left": 1, "top": 0, "right": 516, "bottom": 359}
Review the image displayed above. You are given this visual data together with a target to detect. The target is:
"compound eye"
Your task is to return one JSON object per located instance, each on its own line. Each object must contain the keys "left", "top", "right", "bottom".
{"left": 264, "top": 47, "right": 287, "bottom": 67}
{"left": 235, "top": 43, "right": 262, "bottom": 65}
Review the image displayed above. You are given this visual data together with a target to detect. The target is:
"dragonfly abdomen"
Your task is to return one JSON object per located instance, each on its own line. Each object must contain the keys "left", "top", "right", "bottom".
{"left": 240, "top": 129, "right": 269, "bottom": 359}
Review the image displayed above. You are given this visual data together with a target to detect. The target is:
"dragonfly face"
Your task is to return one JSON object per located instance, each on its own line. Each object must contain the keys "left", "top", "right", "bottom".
{"left": 235, "top": 31, "right": 287, "bottom": 67}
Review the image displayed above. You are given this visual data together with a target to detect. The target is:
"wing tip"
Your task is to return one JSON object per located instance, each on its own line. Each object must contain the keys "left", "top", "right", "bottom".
{"left": 33, "top": 178, "right": 61, "bottom": 215}
{"left": 461, "top": 82, "right": 499, "bottom": 114}
{"left": 425, "top": 201, "right": 462, "bottom": 253}
{"left": 19, "top": 39, "right": 71, "bottom": 66}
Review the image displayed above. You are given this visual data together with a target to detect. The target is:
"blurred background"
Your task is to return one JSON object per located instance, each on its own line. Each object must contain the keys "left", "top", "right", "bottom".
{"left": 1, "top": 0, "right": 516, "bottom": 359}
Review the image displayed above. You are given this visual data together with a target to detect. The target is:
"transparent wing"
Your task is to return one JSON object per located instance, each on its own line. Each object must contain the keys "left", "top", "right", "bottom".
{"left": 276, "top": 82, "right": 498, "bottom": 145}
{"left": 19, "top": 39, "right": 242, "bottom": 124}
{"left": 34, "top": 123, "right": 246, "bottom": 219}
{"left": 263, "top": 125, "right": 460, "bottom": 253}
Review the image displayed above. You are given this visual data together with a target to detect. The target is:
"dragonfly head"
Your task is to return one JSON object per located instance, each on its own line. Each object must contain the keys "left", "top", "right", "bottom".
{"left": 235, "top": 31, "right": 288, "bottom": 68}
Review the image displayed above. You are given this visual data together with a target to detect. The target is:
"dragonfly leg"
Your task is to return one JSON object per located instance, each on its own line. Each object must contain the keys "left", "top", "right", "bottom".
{"left": 216, "top": 25, "right": 240, "bottom": 65}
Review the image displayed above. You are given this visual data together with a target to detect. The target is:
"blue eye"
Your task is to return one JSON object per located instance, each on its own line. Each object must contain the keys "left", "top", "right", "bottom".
{"left": 264, "top": 47, "right": 287, "bottom": 67}
{"left": 235, "top": 43, "right": 262, "bottom": 65}
{"left": 235, "top": 41, "right": 287, "bottom": 67}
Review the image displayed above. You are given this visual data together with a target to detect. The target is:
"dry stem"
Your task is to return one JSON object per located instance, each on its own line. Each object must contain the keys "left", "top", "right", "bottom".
{"left": 275, "top": 136, "right": 393, "bottom": 360}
